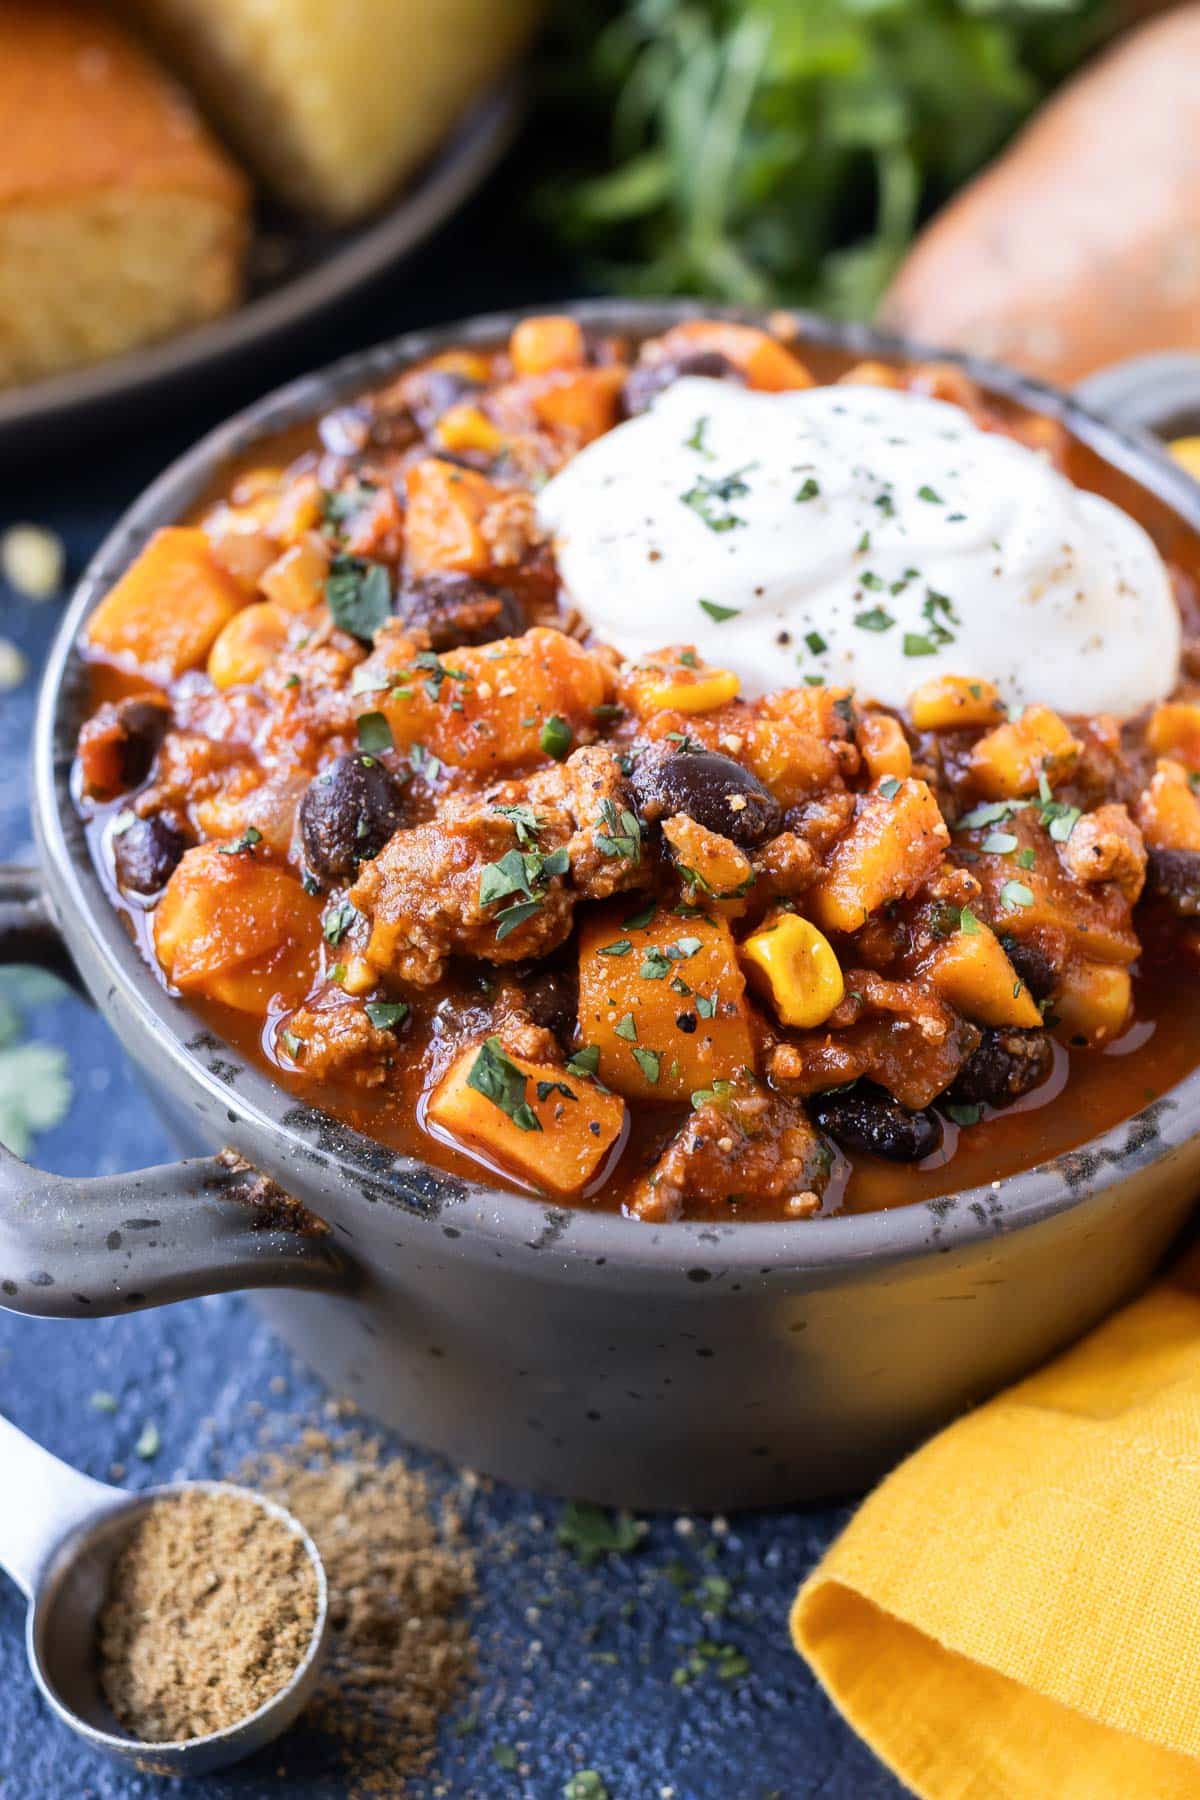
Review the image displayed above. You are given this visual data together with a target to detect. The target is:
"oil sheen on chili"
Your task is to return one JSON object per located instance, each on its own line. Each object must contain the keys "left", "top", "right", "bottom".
{"left": 74, "top": 315, "right": 1200, "bottom": 1223}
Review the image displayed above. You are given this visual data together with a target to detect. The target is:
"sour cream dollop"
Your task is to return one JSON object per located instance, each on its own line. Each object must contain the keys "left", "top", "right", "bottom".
{"left": 537, "top": 378, "right": 1180, "bottom": 717}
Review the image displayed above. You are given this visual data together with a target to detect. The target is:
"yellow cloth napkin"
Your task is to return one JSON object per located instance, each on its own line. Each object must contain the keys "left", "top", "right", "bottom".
{"left": 791, "top": 1245, "right": 1200, "bottom": 1799}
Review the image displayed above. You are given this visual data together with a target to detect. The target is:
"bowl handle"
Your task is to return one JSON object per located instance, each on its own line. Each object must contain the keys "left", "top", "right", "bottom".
{"left": 0, "top": 864, "right": 353, "bottom": 1318}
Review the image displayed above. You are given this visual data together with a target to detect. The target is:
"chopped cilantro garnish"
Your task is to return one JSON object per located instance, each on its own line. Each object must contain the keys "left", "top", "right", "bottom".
{"left": 855, "top": 607, "right": 894, "bottom": 632}
{"left": 622, "top": 899, "right": 656, "bottom": 930}
{"left": 356, "top": 711, "right": 393, "bottom": 755}
{"left": 493, "top": 802, "right": 543, "bottom": 846}
{"left": 878, "top": 776, "right": 903, "bottom": 800}
{"left": 999, "top": 879, "right": 1035, "bottom": 910}
{"left": 945, "top": 1101, "right": 982, "bottom": 1127}
{"left": 699, "top": 599, "right": 740, "bottom": 623}
{"left": 365, "top": 1000, "right": 409, "bottom": 1031}
{"left": 557, "top": 1499, "right": 644, "bottom": 1566}
{"left": 325, "top": 556, "right": 391, "bottom": 642}
{"left": 595, "top": 799, "right": 642, "bottom": 862}
{"left": 804, "top": 629, "right": 827, "bottom": 655}
{"left": 795, "top": 477, "right": 820, "bottom": 502}
{"left": 540, "top": 714, "right": 573, "bottom": 760}
{"left": 566, "top": 1045, "right": 601, "bottom": 1077}
{"left": 466, "top": 1036, "right": 541, "bottom": 1132}
{"left": 981, "top": 831, "right": 1018, "bottom": 855}
{"left": 631, "top": 1047, "right": 661, "bottom": 1084}
{"left": 903, "top": 632, "right": 937, "bottom": 657}
{"left": 536, "top": 1078, "right": 577, "bottom": 1104}
{"left": 218, "top": 826, "right": 262, "bottom": 856}
{"left": 598, "top": 939, "right": 633, "bottom": 957}
{"left": 614, "top": 1014, "right": 638, "bottom": 1042}
{"left": 959, "top": 905, "right": 981, "bottom": 935}
{"left": 681, "top": 466, "right": 754, "bottom": 532}
{"left": 323, "top": 901, "right": 356, "bottom": 945}
{"left": 917, "top": 484, "right": 943, "bottom": 503}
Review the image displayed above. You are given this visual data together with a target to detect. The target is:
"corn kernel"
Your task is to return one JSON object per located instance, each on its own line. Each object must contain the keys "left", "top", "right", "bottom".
{"left": 1170, "top": 436, "right": 1200, "bottom": 481}
{"left": 207, "top": 601, "right": 292, "bottom": 689}
{"left": 740, "top": 913, "right": 844, "bottom": 1028}
{"left": 510, "top": 315, "right": 587, "bottom": 377}
{"left": 1054, "top": 960, "right": 1131, "bottom": 1046}
{"left": 341, "top": 957, "right": 378, "bottom": 997}
{"left": 644, "top": 669, "right": 740, "bottom": 714}
{"left": 909, "top": 673, "right": 1004, "bottom": 732}
{"left": 435, "top": 403, "right": 508, "bottom": 455}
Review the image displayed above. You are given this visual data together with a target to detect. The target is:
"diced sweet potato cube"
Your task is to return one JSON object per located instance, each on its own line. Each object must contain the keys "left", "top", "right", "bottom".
{"left": 207, "top": 602, "right": 294, "bottom": 690}
{"left": 510, "top": 315, "right": 587, "bottom": 377}
{"left": 1136, "top": 758, "right": 1200, "bottom": 852}
{"left": 404, "top": 458, "right": 502, "bottom": 577}
{"left": 809, "top": 779, "right": 949, "bottom": 934}
{"left": 1146, "top": 702, "right": 1200, "bottom": 767}
{"left": 655, "top": 321, "right": 814, "bottom": 391}
{"left": 86, "top": 528, "right": 244, "bottom": 678}
{"left": 372, "top": 628, "right": 612, "bottom": 774}
{"left": 927, "top": 923, "right": 1041, "bottom": 1028}
{"left": 154, "top": 843, "right": 321, "bottom": 1012}
{"left": 258, "top": 535, "right": 329, "bottom": 612}
{"left": 427, "top": 1037, "right": 625, "bottom": 1197}
{"left": 857, "top": 712, "right": 912, "bottom": 782}
{"left": 968, "top": 706, "right": 1081, "bottom": 799}
{"left": 577, "top": 905, "right": 754, "bottom": 1102}
{"left": 528, "top": 368, "right": 625, "bottom": 442}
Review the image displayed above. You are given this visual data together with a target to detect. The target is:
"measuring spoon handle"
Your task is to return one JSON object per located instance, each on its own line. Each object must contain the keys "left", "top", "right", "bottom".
{"left": 0, "top": 1414, "right": 119, "bottom": 1599}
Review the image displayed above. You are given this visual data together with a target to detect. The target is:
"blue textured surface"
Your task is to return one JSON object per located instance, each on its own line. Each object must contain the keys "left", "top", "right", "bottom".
{"left": 0, "top": 178, "right": 904, "bottom": 1800}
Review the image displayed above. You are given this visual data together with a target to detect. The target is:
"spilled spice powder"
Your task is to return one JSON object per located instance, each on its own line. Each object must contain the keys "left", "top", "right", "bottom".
{"left": 242, "top": 1426, "right": 476, "bottom": 1796}
{"left": 97, "top": 1489, "right": 318, "bottom": 1743}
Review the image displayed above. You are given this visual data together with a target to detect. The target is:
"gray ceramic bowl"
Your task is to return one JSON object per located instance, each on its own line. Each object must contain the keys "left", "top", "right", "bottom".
{"left": 3, "top": 302, "right": 1200, "bottom": 1510}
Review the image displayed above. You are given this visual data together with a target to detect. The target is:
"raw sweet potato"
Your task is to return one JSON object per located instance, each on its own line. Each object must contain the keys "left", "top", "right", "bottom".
{"left": 882, "top": 9, "right": 1200, "bottom": 384}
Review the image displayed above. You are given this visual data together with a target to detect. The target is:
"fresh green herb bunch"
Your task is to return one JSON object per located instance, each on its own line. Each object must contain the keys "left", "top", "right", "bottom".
{"left": 542, "top": 0, "right": 1111, "bottom": 317}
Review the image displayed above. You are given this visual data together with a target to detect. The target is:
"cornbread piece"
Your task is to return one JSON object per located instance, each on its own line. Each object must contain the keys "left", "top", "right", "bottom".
{"left": 123, "top": 0, "right": 543, "bottom": 220}
{"left": 0, "top": 2, "right": 248, "bottom": 389}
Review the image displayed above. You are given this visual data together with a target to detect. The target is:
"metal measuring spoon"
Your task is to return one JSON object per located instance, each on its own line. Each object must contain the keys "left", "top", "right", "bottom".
{"left": 0, "top": 1413, "right": 329, "bottom": 1777}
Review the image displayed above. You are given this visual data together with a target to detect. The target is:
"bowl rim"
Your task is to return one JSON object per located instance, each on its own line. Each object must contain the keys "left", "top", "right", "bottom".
{"left": 33, "top": 297, "right": 1200, "bottom": 1272}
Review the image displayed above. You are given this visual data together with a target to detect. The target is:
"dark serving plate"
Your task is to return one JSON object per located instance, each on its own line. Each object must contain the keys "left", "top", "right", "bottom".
{"left": 0, "top": 82, "right": 521, "bottom": 459}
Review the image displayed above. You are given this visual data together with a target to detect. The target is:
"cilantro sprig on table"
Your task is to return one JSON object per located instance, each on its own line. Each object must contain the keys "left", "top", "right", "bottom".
{"left": 542, "top": 0, "right": 1110, "bottom": 317}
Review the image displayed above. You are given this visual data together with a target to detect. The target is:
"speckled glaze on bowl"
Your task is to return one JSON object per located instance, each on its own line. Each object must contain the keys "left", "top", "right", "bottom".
{"left": 3, "top": 302, "right": 1200, "bottom": 1510}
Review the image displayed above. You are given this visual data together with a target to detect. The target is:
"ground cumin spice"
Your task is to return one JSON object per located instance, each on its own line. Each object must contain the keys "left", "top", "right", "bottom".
{"left": 243, "top": 1425, "right": 476, "bottom": 1795}
{"left": 97, "top": 1489, "right": 319, "bottom": 1743}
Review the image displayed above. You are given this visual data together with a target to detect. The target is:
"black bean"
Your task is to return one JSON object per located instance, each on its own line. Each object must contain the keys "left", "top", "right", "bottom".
{"left": 1147, "top": 848, "right": 1200, "bottom": 918}
{"left": 620, "top": 350, "right": 746, "bottom": 419}
{"left": 407, "top": 370, "right": 483, "bottom": 435}
{"left": 113, "top": 696, "right": 171, "bottom": 788}
{"left": 809, "top": 1082, "right": 943, "bottom": 1163}
{"left": 520, "top": 966, "right": 578, "bottom": 1051}
{"left": 394, "top": 573, "right": 522, "bottom": 651}
{"left": 998, "top": 934, "right": 1058, "bottom": 1001}
{"left": 630, "top": 742, "right": 781, "bottom": 848}
{"left": 112, "top": 814, "right": 189, "bottom": 897}
{"left": 947, "top": 1029, "right": 1053, "bottom": 1109}
{"left": 299, "top": 753, "right": 405, "bottom": 883}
